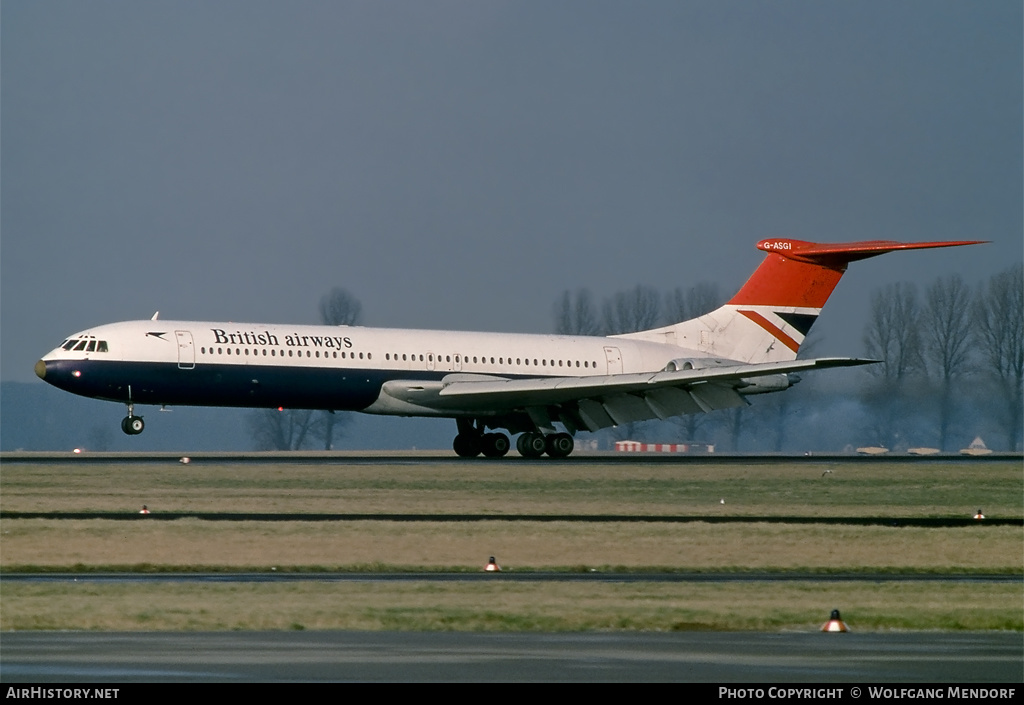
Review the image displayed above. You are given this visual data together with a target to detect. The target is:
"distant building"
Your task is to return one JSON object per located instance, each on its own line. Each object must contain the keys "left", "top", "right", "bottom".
{"left": 614, "top": 441, "right": 714, "bottom": 453}
{"left": 960, "top": 437, "right": 993, "bottom": 456}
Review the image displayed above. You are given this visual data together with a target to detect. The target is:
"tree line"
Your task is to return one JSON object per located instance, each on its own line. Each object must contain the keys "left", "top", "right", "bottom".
{"left": 860, "top": 265, "right": 1022, "bottom": 451}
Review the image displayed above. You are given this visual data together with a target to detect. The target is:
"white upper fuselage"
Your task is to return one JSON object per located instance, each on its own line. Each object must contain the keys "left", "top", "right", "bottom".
{"left": 42, "top": 319, "right": 697, "bottom": 376}
{"left": 38, "top": 319, "right": 709, "bottom": 418}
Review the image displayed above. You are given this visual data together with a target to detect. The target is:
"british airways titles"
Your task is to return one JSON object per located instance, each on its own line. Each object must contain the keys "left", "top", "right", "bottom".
{"left": 211, "top": 328, "right": 353, "bottom": 350}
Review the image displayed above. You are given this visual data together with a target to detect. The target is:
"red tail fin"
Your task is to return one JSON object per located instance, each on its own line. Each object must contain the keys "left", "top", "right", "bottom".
{"left": 728, "top": 239, "right": 986, "bottom": 309}
{"left": 621, "top": 238, "right": 985, "bottom": 364}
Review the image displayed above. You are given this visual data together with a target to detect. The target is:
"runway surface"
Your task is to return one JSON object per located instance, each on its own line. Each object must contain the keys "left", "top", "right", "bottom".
{"left": 2, "top": 630, "right": 1021, "bottom": 683}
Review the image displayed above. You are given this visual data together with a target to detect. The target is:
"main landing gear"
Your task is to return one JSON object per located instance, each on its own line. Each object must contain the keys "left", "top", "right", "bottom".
{"left": 453, "top": 419, "right": 511, "bottom": 458}
{"left": 517, "top": 431, "right": 574, "bottom": 459}
{"left": 452, "top": 420, "right": 574, "bottom": 459}
{"left": 121, "top": 402, "right": 144, "bottom": 435}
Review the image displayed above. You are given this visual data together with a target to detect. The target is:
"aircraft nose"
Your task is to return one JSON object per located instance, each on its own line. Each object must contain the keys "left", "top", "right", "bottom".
{"left": 34, "top": 360, "right": 47, "bottom": 380}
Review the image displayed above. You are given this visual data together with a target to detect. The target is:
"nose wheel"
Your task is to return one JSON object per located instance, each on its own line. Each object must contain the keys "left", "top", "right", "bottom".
{"left": 121, "top": 415, "right": 145, "bottom": 435}
{"left": 121, "top": 402, "right": 144, "bottom": 435}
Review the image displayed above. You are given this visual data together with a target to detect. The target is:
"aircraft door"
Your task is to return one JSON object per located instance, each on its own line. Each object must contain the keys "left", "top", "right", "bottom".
{"left": 604, "top": 346, "right": 622, "bottom": 375}
{"left": 176, "top": 330, "right": 195, "bottom": 369}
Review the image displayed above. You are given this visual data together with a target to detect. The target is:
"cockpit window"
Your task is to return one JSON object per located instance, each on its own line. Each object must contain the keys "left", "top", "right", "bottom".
{"left": 62, "top": 337, "right": 109, "bottom": 353}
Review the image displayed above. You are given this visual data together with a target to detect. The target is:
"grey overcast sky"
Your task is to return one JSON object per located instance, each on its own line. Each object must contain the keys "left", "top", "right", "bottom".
{"left": 2, "top": 1, "right": 1020, "bottom": 383}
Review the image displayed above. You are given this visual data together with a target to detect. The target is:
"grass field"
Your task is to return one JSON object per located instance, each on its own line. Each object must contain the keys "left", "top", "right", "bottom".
{"left": 1, "top": 457, "right": 1021, "bottom": 631}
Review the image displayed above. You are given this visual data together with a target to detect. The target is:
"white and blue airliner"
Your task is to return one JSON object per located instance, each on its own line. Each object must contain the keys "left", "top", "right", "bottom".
{"left": 36, "top": 238, "right": 980, "bottom": 457}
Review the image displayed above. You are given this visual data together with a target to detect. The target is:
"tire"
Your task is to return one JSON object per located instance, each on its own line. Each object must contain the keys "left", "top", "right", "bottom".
{"left": 517, "top": 432, "right": 547, "bottom": 458}
{"left": 481, "top": 433, "right": 510, "bottom": 458}
{"left": 122, "top": 416, "right": 144, "bottom": 435}
{"left": 546, "top": 432, "right": 574, "bottom": 458}
{"left": 453, "top": 433, "right": 481, "bottom": 458}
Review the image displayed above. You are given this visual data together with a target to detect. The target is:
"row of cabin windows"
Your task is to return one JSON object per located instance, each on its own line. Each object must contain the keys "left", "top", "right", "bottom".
{"left": 196, "top": 346, "right": 598, "bottom": 370}
{"left": 200, "top": 347, "right": 370, "bottom": 360}
{"left": 61, "top": 338, "right": 109, "bottom": 353}
{"left": 384, "top": 353, "right": 597, "bottom": 369}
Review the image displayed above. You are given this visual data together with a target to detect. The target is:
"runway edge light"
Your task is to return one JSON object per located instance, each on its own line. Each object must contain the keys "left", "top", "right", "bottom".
{"left": 821, "top": 609, "right": 848, "bottom": 632}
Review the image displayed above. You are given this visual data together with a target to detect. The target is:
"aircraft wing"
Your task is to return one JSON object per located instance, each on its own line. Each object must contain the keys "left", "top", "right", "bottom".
{"left": 377, "top": 357, "right": 875, "bottom": 433}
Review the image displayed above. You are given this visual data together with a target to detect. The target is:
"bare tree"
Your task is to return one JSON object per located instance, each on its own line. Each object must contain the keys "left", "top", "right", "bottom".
{"left": 249, "top": 287, "right": 364, "bottom": 451}
{"left": 863, "top": 282, "right": 925, "bottom": 381}
{"left": 974, "top": 264, "right": 1024, "bottom": 450}
{"left": 553, "top": 288, "right": 602, "bottom": 335}
{"left": 319, "top": 287, "right": 363, "bottom": 326}
{"left": 921, "top": 275, "right": 973, "bottom": 449}
{"left": 602, "top": 285, "right": 662, "bottom": 334}
{"left": 316, "top": 287, "right": 362, "bottom": 449}
{"left": 664, "top": 282, "right": 721, "bottom": 323}
{"left": 249, "top": 408, "right": 319, "bottom": 450}
{"left": 861, "top": 282, "right": 925, "bottom": 449}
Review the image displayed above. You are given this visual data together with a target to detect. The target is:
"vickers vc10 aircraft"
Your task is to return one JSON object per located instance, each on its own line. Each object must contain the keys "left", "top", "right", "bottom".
{"left": 36, "top": 238, "right": 981, "bottom": 458}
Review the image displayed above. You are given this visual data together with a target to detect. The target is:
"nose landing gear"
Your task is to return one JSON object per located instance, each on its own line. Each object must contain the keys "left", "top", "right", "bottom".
{"left": 121, "top": 400, "right": 144, "bottom": 435}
